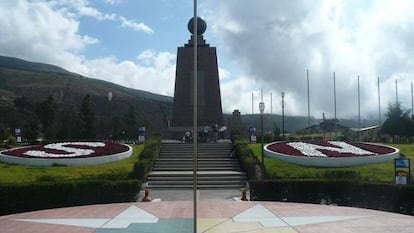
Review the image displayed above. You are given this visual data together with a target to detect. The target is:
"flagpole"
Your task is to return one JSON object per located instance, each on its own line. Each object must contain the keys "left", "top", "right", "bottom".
{"left": 395, "top": 79, "right": 398, "bottom": 105}
{"left": 378, "top": 76, "right": 381, "bottom": 139}
{"left": 411, "top": 82, "right": 413, "bottom": 119}
{"left": 252, "top": 92, "right": 254, "bottom": 115}
{"left": 358, "top": 75, "right": 361, "bottom": 141}
{"left": 270, "top": 92, "right": 273, "bottom": 115}
{"left": 192, "top": 0, "right": 198, "bottom": 232}
{"left": 333, "top": 72, "right": 337, "bottom": 139}
{"left": 307, "top": 69, "right": 311, "bottom": 136}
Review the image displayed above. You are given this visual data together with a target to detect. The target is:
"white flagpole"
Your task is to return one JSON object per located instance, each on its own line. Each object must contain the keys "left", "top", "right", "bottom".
{"left": 252, "top": 92, "right": 254, "bottom": 115}
{"left": 358, "top": 75, "right": 361, "bottom": 141}
{"left": 395, "top": 79, "right": 398, "bottom": 105}
{"left": 378, "top": 76, "right": 381, "bottom": 125}
{"left": 333, "top": 72, "right": 337, "bottom": 138}
{"left": 307, "top": 69, "right": 311, "bottom": 136}
{"left": 411, "top": 82, "right": 413, "bottom": 119}
{"left": 270, "top": 92, "right": 273, "bottom": 115}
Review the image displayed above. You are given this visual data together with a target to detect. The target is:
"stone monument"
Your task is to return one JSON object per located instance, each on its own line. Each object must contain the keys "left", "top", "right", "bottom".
{"left": 171, "top": 17, "right": 223, "bottom": 134}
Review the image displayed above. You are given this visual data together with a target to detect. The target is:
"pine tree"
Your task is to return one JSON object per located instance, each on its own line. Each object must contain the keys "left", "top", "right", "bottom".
{"left": 79, "top": 94, "right": 96, "bottom": 139}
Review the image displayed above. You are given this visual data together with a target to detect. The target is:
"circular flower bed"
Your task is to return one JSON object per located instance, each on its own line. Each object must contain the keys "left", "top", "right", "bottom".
{"left": 264, "top": 141, "right": 399, "bottom": 167}
{"left": 0, "top": 142, "right": 133, "bottom": 166}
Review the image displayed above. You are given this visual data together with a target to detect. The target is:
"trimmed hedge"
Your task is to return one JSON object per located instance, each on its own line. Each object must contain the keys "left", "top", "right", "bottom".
{"left": 233, "top": 135, "right": 262, "bottom": 180}
{"left": 249, "top": 180, "right": 414, "bottom": 216}
{"left": 0, "top": 139, "right": 163, "bottom": 216}
{"left": 130, "top": 134, "right": 161, "bottom": 181}
{"left": 0, "top": 179, "right": 141, "bottom": 216}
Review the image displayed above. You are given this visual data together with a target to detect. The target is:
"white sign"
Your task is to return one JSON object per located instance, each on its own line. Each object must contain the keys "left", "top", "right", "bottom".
{"left": 250, "top": 135, "right": 257, "bottom": 143}
{"left": 138, "top": 135, "right": 145, "bottom": 143}
{"left": 395, "top": 176, "right": 408, "bottom": 185}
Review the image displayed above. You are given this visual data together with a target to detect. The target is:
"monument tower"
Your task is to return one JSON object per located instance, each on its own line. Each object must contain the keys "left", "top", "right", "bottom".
{"left": 171, "top": 17, "right": 223, "bottom": 131}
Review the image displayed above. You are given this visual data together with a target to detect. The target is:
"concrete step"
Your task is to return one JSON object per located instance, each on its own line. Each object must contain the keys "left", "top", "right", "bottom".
{"left": 147, "top": 184, "right": 245, "bottom": 190}
{"left": 154, "top": 160, "right": 239, "bottom": 165}
{"left": 152, "top": 167, "right": 240, "bottom": 171}
{"left": 146, "top": 143, "right": 246, "bottom": 190}
{"left": 148, "top": 171, "right": 246, "bottom": 176}
{"left": 153, "top": 163, "right": 240, "bottom": 167}
{"left": 147, "top": 179, "right": 247, "bottom": 185}
{"left": 158, "top": 154, "right": 233, "bottom": 158}
{"left": 153, "top": 164, "right": 240, "bottom": 169}
{"left": 148, "top": 176, "right": 245, "bottom": 183}
{"left": 148, "top": 173, "right": 246, "bottom": 180}
{"left": 155, "top": 158, "right": 236, "bottom": 161}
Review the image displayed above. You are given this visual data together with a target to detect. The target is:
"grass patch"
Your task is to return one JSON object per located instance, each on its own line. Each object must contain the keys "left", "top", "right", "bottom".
{"left": 0, "top": 144, "right": 144, "bottom": 184}
{"left": 248, "top": 143, "right": 412, "bottom": 183}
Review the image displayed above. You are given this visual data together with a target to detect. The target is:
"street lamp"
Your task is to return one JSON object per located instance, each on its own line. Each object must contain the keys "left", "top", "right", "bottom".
{"left": 281, "top": 91, "right": 285, "bottom": 140}
{"left": 259, "top": 91, "right": 265, "bottom": 179}
{"left": 108, "top": 92, "right": 113, "bottom": 140}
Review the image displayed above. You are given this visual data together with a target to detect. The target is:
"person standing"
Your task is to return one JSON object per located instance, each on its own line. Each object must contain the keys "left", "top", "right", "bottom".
{"left": 203, "top": 125, "right": 209, "bottom": 143}
{"left": 212, "top": 123, "right": 218, "bottom": 143}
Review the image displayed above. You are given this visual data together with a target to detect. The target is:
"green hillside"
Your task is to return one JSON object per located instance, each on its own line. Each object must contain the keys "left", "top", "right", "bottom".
{"left": 0, "top": 56, "right": 173, "bottom": 140}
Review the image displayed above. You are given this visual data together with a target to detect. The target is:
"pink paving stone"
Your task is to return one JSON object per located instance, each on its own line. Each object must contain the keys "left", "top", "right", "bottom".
{"left": 197, "top": 200, "right": 257, "bottom": 218}
{"left": 0, "top": 219, "right": 94, "bottom": 233}
{"left": 264, "top": 202, "right": 375, "bottom": 217}
{"left": 139, "top": 201, "right": 194, "bottom": 218}
{"left": 1, "top": 200, "right": 414, "bottom": 233}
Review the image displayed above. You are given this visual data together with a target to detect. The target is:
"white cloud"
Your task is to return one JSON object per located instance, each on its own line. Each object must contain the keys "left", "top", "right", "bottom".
{"left": 218, "top": 67, "right": 231, "bottom": 80}
{"left": 3, "top": 0, "right": 414, "bottom": 123}
{"left": 102, "top": 0, "right": 122, "bottom": 5}
{"left": 0, "top": 0, "right": 89, "bottom": 66}
{"left": 119, "top": 16, "right": 154, "bottom": 34}
{"left": 76, "top": 51, "right": 176, "bottom": 97}
{"left": 52, "top": 0, "right": 153, "bottom": 33}
{"left": 205, "top": 0, "right": 414, "bottom": 119}
{"left": 0, "top": 0, "right": 171, "bottom": 98}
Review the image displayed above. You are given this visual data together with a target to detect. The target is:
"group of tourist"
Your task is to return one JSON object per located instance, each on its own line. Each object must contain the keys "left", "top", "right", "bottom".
{"left": 183, "top": 123, "right": 227, "bottom": 143}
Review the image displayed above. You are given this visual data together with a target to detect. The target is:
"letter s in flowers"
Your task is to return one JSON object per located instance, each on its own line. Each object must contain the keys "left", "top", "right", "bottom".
{"left": 24, "top": 142, "right": 106, "bottom": 158}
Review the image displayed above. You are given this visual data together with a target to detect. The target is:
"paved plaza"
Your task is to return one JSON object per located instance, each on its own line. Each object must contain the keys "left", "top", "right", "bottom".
{"left": 1, "top": 189, "right": 414, "bottom": 233}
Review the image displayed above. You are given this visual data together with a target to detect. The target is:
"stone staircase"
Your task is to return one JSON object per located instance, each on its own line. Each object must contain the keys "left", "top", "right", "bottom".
{"left": 146, "top": 142, "right": 247, "bottom": 189}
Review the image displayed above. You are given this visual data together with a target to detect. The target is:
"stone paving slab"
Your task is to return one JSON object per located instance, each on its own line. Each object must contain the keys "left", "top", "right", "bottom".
{"left": 1, "top": 200, "right": 414, "bottom": 233}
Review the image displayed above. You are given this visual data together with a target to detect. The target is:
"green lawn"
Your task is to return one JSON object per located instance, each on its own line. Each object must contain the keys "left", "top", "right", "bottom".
{"left": 248, "top": 143, "right": 413, "bottom": 183}
{"left": 0, "top": 144, "right": 144, "bottom": 184}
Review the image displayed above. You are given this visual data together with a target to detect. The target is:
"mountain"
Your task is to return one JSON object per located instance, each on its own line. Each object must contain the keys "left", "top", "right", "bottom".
{"left": 0, "top": 56, "right": 173, "bottom": 138}
{"left": 0, "top": 56, "right": 378, "bottom": 140}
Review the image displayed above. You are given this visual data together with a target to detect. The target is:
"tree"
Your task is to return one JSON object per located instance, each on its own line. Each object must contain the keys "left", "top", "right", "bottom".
{"left": 79, "top": 94, "right": 96, "bottom": 139}
{"left": 14, "top": 96, "right": 31, "bottom": 113}
{"left": 320, "top": 118, "right": 339, "bottom": 140}
{"left": 36, "top": 96, "right": 57, "bottom": 140}
{"left": 124, "top": 105, "right": 138, "bottom": 139}
{"left": 23, "top": 118, "right": 39, "bottom": 141}
{"left": 57, "top": 105, "right": 82, "bottom": 140}
{"left": 381, "top": 102, "right": 414, "bottom": 142}
{"left": 272, "top": 127, "right": 282, "bottom": 141}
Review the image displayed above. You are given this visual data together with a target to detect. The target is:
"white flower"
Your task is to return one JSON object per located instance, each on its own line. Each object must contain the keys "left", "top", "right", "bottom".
{"left": 286, "top": 141, "right": 376, "bottom": 157}
{"left": 24, "top": 142, "right": 106, "bottom": 158}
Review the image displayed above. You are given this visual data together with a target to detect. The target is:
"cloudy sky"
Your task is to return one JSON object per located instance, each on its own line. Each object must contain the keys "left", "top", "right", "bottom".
{"left": 1, "top": 0, "right": 414, "bottom": 121}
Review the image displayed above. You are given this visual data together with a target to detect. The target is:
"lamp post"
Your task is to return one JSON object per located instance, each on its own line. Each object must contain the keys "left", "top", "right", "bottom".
{"left": 259, "top": 91, "right": 265, "bottom": 179}
{"left": 281, "top": 91, "right": 285, "bottom": 140}
{"left": 107, "top": 92, "right": 113, "bottom": 140}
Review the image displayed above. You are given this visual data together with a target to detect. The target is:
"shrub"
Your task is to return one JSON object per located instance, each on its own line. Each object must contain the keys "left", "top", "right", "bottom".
{"left": 322, "top": 170, "right": 361, "bottom": 180}
{"left": 6, "top": 135, "right": 17, "bottom": 146}
{"left": 130, "top": 134, "right": 161, "bottom": 180}
{"left": 233, "top": 134, "right": 262, "bottom": 180}
{"left": 0, "top": 179, "right": 141, "bottom": 216}
{"left": 249, "top": 180, "right": 414, "bottom": 216}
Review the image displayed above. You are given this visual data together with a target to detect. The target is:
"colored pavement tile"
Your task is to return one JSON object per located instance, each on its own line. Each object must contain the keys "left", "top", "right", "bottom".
{"left": 1, "top": 200, "right": 414, "bottom": 233}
